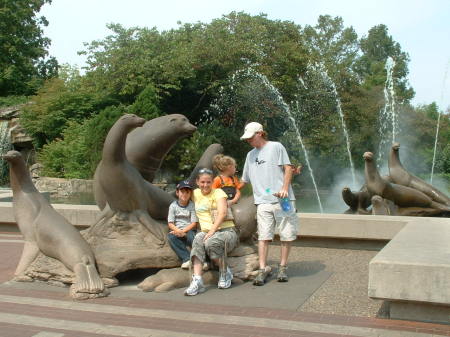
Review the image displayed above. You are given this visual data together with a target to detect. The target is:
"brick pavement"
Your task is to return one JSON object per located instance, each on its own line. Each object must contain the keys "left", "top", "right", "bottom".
{"left": 0, "top": 233, "right": 449, "bottom": 337}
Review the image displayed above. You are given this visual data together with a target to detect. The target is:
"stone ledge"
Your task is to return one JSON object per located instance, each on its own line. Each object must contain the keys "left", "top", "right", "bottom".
{"left": 0, "top": 202, "right": 100, "bottom": 228}
{"left": 0, "top": 203, "right": 407, "bottom": 240}
{"left": 368, "top": 218, "right": 450, "bottom": 324}
{"left": 297, "top": 213, "right": 407, "bottom": 240}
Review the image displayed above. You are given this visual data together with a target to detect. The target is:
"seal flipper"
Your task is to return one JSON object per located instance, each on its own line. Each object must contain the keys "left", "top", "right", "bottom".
{"left": 72, "top": 255, "right": 105, "bottom": 294}
{"left": 136, "top": 210, "right": 166, "bottom": 246}
{"left": 430, "top": 200, "right": 450, "bottom": 212}
{"left": 90, "top": 203, "right": 114, "bottom": 234}
{"left": 14, "top": 241, "right": 40, "bottom": 280}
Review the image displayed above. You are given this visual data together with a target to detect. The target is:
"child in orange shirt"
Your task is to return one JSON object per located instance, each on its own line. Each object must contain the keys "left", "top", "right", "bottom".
{"left": 212, "top": 154, "right": 243, "bottom": 206}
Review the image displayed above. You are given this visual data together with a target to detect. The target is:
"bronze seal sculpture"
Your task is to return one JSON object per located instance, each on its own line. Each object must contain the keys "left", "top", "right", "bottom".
{"left": 364, "top": 151, "right": 450, "bottom": 211}
{"left": 3, "top": 150, "right": 107, "bottom": 299}
{"left": 125, "top": 114, "right": 197, "bottom": 182}
{"left": 93, "top": 114, "right": 167, "bottom": 244}
{"left": 389, "top": 142, "right": 450, "bottom": 205}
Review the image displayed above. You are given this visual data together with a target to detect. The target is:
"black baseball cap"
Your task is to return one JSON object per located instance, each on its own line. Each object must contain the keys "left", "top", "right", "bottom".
{"left": 176, "top": 180, "right": 193, "bottom": 190}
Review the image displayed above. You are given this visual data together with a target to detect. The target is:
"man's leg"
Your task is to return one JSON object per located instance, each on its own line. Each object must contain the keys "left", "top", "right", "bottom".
{"left": 258, "top": 239, "right": 270, "bottom": 269}
{"left": 280, "top": 240, "right": 291, "bottom": 266}
{"left": 254, "top": 204, "right": 275, "bottom": 286}
{"left": 277, "top": 205, "right": 298, "bottom": 282}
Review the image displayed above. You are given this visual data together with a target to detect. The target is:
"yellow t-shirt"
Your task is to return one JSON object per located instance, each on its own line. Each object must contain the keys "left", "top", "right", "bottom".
{"left": 192, "top": 188, "right": 235, "bottom": 232}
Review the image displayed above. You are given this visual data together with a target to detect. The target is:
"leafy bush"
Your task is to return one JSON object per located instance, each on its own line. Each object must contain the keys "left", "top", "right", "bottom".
{"left": 0, "top": 95, "right": 28, "bottom": 108}
{"left": 38, "top": 105, "right": 125, "bottom": 178}
{"left": 21, "top": 78, "right": 118, "bottom": 148}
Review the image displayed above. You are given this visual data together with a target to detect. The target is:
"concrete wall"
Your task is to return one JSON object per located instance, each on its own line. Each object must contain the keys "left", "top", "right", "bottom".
{"left": 0, "top": 202, "right": 100, "bottom": 228}
{"left": 368, "top": 217, "right": 450, "bottom": 324}
{"left": 0, "top": 201, "right": 407, "bottom": 240}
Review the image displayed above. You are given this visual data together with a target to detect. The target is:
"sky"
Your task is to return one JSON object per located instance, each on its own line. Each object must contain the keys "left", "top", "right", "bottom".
{"left": 40, "top": 0, "right": 450, "bottom": 111}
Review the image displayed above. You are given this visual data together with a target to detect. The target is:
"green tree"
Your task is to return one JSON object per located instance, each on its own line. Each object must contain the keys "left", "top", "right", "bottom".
{"left": 127, "top": 83, "right": 161, "bottom": 119}
{"left": 302, "top": 15, "right": 359, "bottom": 83}
{"left": 356, "top": 24, "right": 414, "bottom": 103}
{"left": 38, "top": 105, "right": 125, "bottom": 178}
{"left": 21, "top": 74, "right": 118, "bottom": 148}
{"left": 0, "top": 0, "right": 57, "bottom": 96}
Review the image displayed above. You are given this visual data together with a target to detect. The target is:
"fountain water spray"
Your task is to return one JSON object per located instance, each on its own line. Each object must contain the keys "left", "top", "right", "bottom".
{"left": 315, "top": 64, "right": 356, "bottom": 186}
{"left": 290, "top": 100, "right": 324, "bottom": 213}
{"left": 243, "top": 70, "right": 324, "bottom": 213}
{"left": 377, "top": 57, "right": 397, "bottom": 168}
{"left": 207, "top": 67, "right": 324, "bottom": 212}
{"left": 430, "top": 59, "right": 450, "bottom": 184}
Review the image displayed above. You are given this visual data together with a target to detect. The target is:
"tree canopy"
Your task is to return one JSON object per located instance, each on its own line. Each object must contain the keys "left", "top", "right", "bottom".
{"left": 0, "top": 0, "right": 57, "bottom": 96}
{"left": 4, "top": 11, "right": 448, "bottom": 191}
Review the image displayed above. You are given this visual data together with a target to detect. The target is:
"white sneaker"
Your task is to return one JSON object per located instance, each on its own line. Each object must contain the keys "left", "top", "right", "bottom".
{"left": 218, "top": 267, "right": 233, "bottom": 289}
{"left": 202, "top": 262, "right": 210, "bottom": 271}
{"left": 184, "top": 275, "right": 205, "bottom": 296}
{"left": 181, "top": 261, "right": 191, "bottom": 269}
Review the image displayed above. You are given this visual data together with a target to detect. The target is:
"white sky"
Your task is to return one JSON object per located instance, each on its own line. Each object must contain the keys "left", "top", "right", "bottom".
{"left": 40, "top": 0, "right": 450, "bottom": 111}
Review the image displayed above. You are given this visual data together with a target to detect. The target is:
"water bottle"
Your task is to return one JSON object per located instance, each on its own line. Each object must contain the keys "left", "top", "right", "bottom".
{"left": 279, "top": 197, "right": 291, "bottom": 212}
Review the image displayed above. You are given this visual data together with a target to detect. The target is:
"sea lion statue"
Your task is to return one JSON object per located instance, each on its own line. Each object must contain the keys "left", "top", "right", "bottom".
{"left": 371, "top": 195, "right": 398, "bottom": 215}
{"left": 93, "top": 114, "right": 167, "bottom": 244}
{"left": 363, "top": 151, "right": 450, "bottom": 211}
{"left": 3, "top": 150, "right": 107, "bottom": 299}
{"left": 389, "top": 142, "right": 450, "bottom": 205}
{"left": 342, "top": 185, "right": 372, "bottom": 214}
{"left": 125, "top": 114, "right": 197, "bottom": 182}
{"left": 94, "top": 114, "right": 198, "bottom": 219}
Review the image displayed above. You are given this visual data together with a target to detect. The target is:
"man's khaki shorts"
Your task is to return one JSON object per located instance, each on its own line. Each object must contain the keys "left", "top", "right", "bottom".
{"left": 256, "top": 202, "right": 298, "bottom": 241}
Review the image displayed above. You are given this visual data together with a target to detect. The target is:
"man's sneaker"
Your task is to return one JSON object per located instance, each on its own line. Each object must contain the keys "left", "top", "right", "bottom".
{"left": 184, "top": 275, "right": 205, "bottom": 296}
{"left": 253, "top": 268, "right": 269, "bottom": 286}
{"left": 181, "top": 260, "right": 191, "bottom": 269}
{"left": 218, "top": 267, "right": 233, "bottom": 289}
{"left": 277, "top": 265, "right": 288, "bottom": 282}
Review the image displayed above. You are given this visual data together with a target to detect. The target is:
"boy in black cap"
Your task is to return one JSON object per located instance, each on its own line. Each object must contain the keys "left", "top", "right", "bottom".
{"left": 167, "top": 180, "right": 198, "bottom": 269}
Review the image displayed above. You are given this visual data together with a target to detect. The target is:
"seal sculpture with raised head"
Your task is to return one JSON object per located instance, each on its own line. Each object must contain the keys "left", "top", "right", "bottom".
{"left": 94, "top": 114, "right": 197, "bottom": 218}
{"left": 3, "top": 150, "right": 106, "bottom": 298}
{"left": 94, "top": 114, "right": 167, "bottom": 244}
{"left": 364, "top": 151, "right": 450, "bottom": 211}
{"left": 342, "top": 185, "right": 372, "bottom": 214}
{"left": 389, "top": 142, "right": 450, "bottom": 205}
{"left": 125, "top": 114, "right": 197, "bottom": 182}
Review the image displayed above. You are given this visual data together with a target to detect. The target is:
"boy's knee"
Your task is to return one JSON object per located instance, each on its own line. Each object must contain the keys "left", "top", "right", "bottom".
{"left": 167, "top": 233, "right": 178, "bottom": 241}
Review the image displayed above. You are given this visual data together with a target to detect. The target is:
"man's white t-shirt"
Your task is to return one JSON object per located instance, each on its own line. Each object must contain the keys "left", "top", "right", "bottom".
{"left": 241, "top": 141, "right": 295, "bottom": 205}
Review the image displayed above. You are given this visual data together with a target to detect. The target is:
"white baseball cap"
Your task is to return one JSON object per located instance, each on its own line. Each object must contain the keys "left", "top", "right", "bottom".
{"left": 240, "top": 122, "right": 263, "bottom": 140}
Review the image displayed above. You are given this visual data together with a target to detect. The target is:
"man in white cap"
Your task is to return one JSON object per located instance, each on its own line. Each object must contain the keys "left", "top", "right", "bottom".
{"left": 240, "top": 122, "right": 299, "bottom": 285}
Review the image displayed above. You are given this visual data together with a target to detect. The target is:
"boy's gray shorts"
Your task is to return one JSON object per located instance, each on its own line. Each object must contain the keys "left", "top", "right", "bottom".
{"left": 190, "top": 227, "right": 238, "bottom": 262}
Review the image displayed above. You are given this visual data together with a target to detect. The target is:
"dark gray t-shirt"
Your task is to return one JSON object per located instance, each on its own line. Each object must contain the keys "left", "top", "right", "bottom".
{"left": 167, "top": 200, "right": 198, "bottom": 230}
{"left": 241, "top": 141, "right": 295, "bottom": 205}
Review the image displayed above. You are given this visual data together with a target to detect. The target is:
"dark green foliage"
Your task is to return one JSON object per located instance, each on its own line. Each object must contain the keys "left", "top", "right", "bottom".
{"left": 20, "top": 77, "right": 118, "bottom": 148}
{"left": 38, "top": 105, "right": 125, "bottom": 178}
{"left": 0, "top": 0, "right": 58, "bottom": 96}
{"left": 0, "top": 95, "right": 28, "bottom": 108}
{"left": 355, "top": 24, "right": 414, "bottom": 103}
{"left": 127, "top": 83, "right": 161, "bottom": 119}
{"left": 14, "top": 11, "right": 449, "bottom": 187}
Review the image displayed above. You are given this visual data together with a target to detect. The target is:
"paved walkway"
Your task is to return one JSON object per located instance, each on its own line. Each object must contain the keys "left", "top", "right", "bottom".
{"left": 0, "top": 232, "right": 449, "bottom": 337}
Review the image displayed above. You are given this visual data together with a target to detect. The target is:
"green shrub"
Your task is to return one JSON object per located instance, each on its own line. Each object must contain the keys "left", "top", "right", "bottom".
{"left": 38, "top": 105, "right": 125, "bottom": 178}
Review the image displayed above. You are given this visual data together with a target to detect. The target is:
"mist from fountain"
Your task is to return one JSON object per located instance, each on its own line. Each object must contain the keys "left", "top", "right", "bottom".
{"left": 290, "top": 100, "right": 324, "bottom": 213}
{"left": 430, "top": 59, "right": 450, "bottom": 184}
{"left": 207, "top": 67, "right": 324, "bottom": 212}
{"left": 377, "top": 57, "right": 397, "bottom": 169}
{"left": 316, "top": 64, "right": 356, "bottom": 186}
{"left": 243, "top": 69, "right": 325, "bottom": 213}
